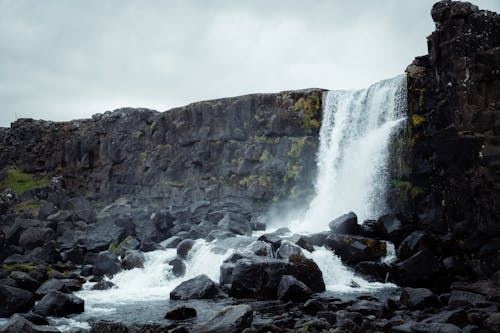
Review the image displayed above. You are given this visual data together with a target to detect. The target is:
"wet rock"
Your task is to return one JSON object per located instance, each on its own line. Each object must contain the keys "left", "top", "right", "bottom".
{"left": 347, "top": 299, "right": 383, "bottom": 317}
{"left": 448, "top": 290, "right": 488, "bottom": 308}
{"left": 197, "top": 304, "right": 253, "bottom": 333}
{"left": 33, "top": 290, "right": 84, "bottom": 317}
{"left": 176, "top": 239, "right": 195, "bottom": 259}
{"left": 277, "top": 275, "right": 312, "bottom": 302}
{"left": 35, "top": 278, "right": 83, "bottom": 297}
{"left": 396, "top": 231, "right": 429, "bottom": 261}
{"left": 300, "top": 232, "right": 329, "bottom": 247}
{"left": 247, "top": 240, "right": 273, "bottom": 257}
{"left": 76, "top": 218, "right": 125, "bottom": 253}
{"left": 90, "top": 321, "right": 128, "bottom": 333}
{"left": 0, "top": 285, "right": 36, "bottom": 317}
{"left": 485, "top": 313, "right": 500, "bottom": 332}
{"left": 168, "top": 258, "right": 186, "bottom": 278}
{"left": 0, "top": 314, "right": 60, "bottom": 333}
{"left": 288, "top": 254, "right": 325, "bottom": 293}
{"left": 91, "top": 280, "right": 117, "bottom": 291}
{"left": 328, "top": 212, "right": 360, "bottom": 235}
{"left": 38, "top": 202, "right": 58, "bottom": 220}
{"left": 164, "top": 305, "right": 197, "bottom": 320}
{"left": 354, "top": 261, "right": 390, "bottom": 282}
{"left": 18, "top": 227, "right": 55, "bottom": 250}
{"left": 393, "top": 248, "right": 441, "bottom": 286}
{"left": 9, "top": 270, "right": 41, "bottom": 292}
{"left": 422, "top": 309, "right": 468, "bottom": 327}
{"left": 275, "top": 240, "right": 302, "bottom": 259}
{"left": 400, "top": 287, "right": 439, "bottom": 310}
{"left": 302, "top": 298, "right": 326, "bottom": 315}
{"left": 69, "top": 196, "right": 96, "bottom": 223}
{"left": 324, "top": 233, "right": 386, "bottom": 264}
{"left": 207, "top": 230, "right": 234, "bottom": 241}
{"left": 170, "top": 274, "right": 223, "bottom": 300}
{"left": 161, "top": 235, "right": 183, "bottom": 249}
{"left": 411, "top": 322, "right": 461, "bottom": 333}
{"left": 217, "top": 212, "right": 251, "bottom": 236}
{"left": 374, "top": 214, "right": 404, "bottom": 244}
{"left": 121, "top": 250, "right": 145, "bottom": 270}
{"left": 93, "top": 251, "right": 121, "bottom": 276}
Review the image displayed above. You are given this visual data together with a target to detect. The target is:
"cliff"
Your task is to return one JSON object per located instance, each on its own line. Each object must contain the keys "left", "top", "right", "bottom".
{"left": 391, "top": 0, "right": 500, "bottom": 277}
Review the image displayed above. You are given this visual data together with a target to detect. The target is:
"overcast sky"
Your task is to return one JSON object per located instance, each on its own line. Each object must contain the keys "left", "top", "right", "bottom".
{"left": 0, "top": 0, "right": 498, "bottom": 127}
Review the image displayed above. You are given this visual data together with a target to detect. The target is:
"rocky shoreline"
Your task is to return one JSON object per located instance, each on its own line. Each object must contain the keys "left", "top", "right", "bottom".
{"left": 0, "top": 1, "right": 499, "bottom": 332}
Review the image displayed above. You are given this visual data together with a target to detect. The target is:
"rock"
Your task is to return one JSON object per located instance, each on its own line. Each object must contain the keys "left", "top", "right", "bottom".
{"left": 116, "top": 238, "right": 140, "bottom": 258}
{"left": 93, "top": 251, "right": 121, "bottom": 276}
{"left": 277, "top": 275, "right": 312, "bottom": 302}
{"left": 90, "top": 321, "right": 128, "bottom": 333}
{"left": 170, "top": 274, "right": 223, "bottom": 300}
{"left": 300, "top": 232, "right": 329, "bottom": 247}
{"left": 137, "top": 210, "right": 174, "bottom": 244}
{"left": 197, "top": 304, "right": 253, "bottom": 333}
{"left": 176, "top": 239, "right": 195, "bottom": 259}
{"left": 422, "top": 309, "right": 468, "bottom": 327}
{"left": 160, "top": 235, "right": 183, "bottom": 249}
{"left": 91, "top": 280, "right": 117, "bottom": 291}
{"left": 275, "top": 240, "right": 302, "bottom": 259}
{"left": 324, "top": 234, "right": 386, "bottom": 264}
{"left": 399, "top": 287, "right": 439, "bottom": 310}
{"left": 353, "top": 261, "right": 390, "bottom": 282}
{"left": 8, "top": 270, "right": 41, "bottom": 292}
{"left": 68, "top": 196, "right": 96, "bottom": 222}
{"left": 218, "top": 212, "right": 251, "bottom": 236}
{"left": 302, "top": 298, "right": 326, "bottom": 315}
{"left": 346, "top": 300, "right": 383, "bottom": 317}
{"left": 0, "top": 314, "right": 60, "bottom": 333}
{"left": 374, "top": 214, "right": 404, "bottom": 244}
{"left": 33, "top": 290, "right": 84, "bottom": 317}
{"left": 0, "top": 285, "right": 36, "bottom": 317}
{"left": 246, "top": 240, "right": 273, "bottom": 257}
{"left": 448, "top": 290, "right": 488, "bottom": 308}
{"left": 18, "top": 227, "right": 55, "bottom": 250}
{"left": 168, "top": 258, "right": 186, "bottom": 277}
{"left": 76, "top": 218, "right": 125, "bottom": 253}
{"left": 207, "top": 230, "right": 234, "bottom": 241}
{"left": 328, "top": 212, "right": 360, "bottom": 235}
{"left": 411, "top": 322, "right": 462, "bottom": 333}
{"left": 121, "top": 250, "right": 145, "bottom": 270}
{"left": 485, "top": 313, "right": 500, "bottom": 332}
{"left": 393, "top": 248, "right": 441, "bottom": 286}
{"left": 38, "top": 202, "right": 58, "bottom": 220}
{"left": 288, "top": 254, "right": 325, "bottom": 293}
{"left": 164, "top": 306, "right": 197, "bottom": 320}
{"left": 35, "top": 278, "right": 82, "bottom": 297}
{"left": 257, "top": 232, "right": 283, "bottom": 251}
{"left": 396, "top": 231, "right": 429, "bottom": 260}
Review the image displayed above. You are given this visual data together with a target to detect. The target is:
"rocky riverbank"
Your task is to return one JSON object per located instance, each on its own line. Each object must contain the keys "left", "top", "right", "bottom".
{"left": 0, "top": 0, "right": 499, "bottom": 332}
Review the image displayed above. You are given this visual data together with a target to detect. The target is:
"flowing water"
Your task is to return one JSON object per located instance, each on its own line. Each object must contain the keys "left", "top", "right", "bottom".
{"left": 53, "top": 75, "right": 406, "bottom": 330}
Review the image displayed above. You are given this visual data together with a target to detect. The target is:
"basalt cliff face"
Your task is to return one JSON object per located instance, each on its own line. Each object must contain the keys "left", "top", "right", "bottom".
{"left": 390, "top": 0, "right": 500, "bottom": 277}
{"left": 0, "top": 90, "right": 322, "bottom": 215}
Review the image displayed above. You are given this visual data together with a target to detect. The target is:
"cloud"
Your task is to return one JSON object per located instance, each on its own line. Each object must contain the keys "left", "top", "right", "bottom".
{"left": 0, "top": 0, "right": 498, "bottom": 127}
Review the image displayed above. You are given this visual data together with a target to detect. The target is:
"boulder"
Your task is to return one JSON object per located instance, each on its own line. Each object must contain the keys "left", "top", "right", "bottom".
{"left": 422, "top": 309, "right": 467, "bottom": 327}
{"left": 275, "top": 240, "right": 302, "bottom": 259}
{"left": 68, "top": 196, "right": 96, "bottom": 223}
{"left": 176, "top": 239, "right": 195, "bottom": 259}
{"left": 91, "top": 280, "right": 117, "bottom": 291}
{"left": 346, "top": 299, "right": 383, "bottom": 317}
{"left": 76, "top": 218, "right": 125, "bottom": 253}
{"left": 485, "top": 313, "right": 500, "bottom": 332}
{"left": 396, "top": 231, "right": 429, "bottom": 260}
{"left": 168, "top": 258, "right": 186, "bottom": 278}
{"left": 410, "top": 322, "right": 461, "bottom": 333}
{"left": 18, "top": 227, "right": 55, "bottom": 250}
{"left": 160, "top": 235, "right": 183, "bottom": 249}
{"left": 32, "top": 291, "right": 84, "bottom": 317}
{"left": 8, "top": 270, "right": 41, "bottom": 292}
{"left": 288, "top": 254, "right": 325, "bottom": 293}
{"left": 328, "top": 212, "right": 360, "bottom": 235}
{"left": 0, "top": 314, "right": 60, "bottom": 333}
{"left": 0, "top": 285, "right": 36, "bottom": 317}
{"left": 393, "top": 248, "right": 441, "bottom": 286}
{"left": 93, "top": 251, "right": 121, "bottom": 276}
{"left": 35, "top": 278, "right": 83, "bottom": 297}
{"left": 247, "top": 240, "right": 273, "bottom": 257}
{"left": 89, "top": 321, "right": 128, "bottom": 333}
{"left": 448, "top": 290, "right": 488, "bottom": 308}
{"left": 217, "top": 212, "right": 251, "bottom": 236}
{"left": 197, "top": 304, "right": 253, "bottom": 333}
{"left": 399, "top": 287, "right": 439, "bottom": 310}
{"left": 38, "top": 202, "right": 57, "bottom": 221}
{"left": 121, "top": 250, "right": 145, "bottom": 270}
{"left": 170, "top": 274, "right": 223, "bottom": 300}
{"left": 353, "top": 261, "right": 390, "bottom": 282}
{"left": 164, "top": 306, "right": 197, "bottom": 320}
{"left": 277, "top": 275, "right": 312, "bottom": 302}
{"left": 324, "top": 234, "right": 386, "bottom": 265}
{"left": 374, "top": 214, "right": 404, "bottom": 244}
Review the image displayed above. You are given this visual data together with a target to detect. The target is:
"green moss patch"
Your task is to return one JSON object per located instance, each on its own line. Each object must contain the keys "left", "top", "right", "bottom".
{"left": 0, "top": 168, "right": 50, "bottom": 194}
{"left": 293, "top": 91, "right": 322, "bottom": 132}
{"left": 15, "top": 200, "right": 45, "bottom": 218}
{"left": 2, "top": 263, "right": 38, "bottom": 272}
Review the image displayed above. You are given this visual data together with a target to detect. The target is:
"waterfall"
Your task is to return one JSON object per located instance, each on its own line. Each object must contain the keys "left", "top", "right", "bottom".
{"left": 291, "top": 74, "right": 407, "bottom": 233}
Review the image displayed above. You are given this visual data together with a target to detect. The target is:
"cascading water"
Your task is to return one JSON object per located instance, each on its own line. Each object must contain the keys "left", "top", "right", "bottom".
{"left": 291, "top": 74, "right": 407, "bottom": 233}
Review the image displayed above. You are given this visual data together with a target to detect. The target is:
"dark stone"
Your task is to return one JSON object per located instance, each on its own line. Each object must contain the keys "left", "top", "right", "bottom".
{"left": 121, "top": 250, "right": 145, "bottom": 270}
{"left": 91, "top": 280, "right": 117, "bottom": 291}
{"left": 276, "top": 275, "right": 312, "bottom": 302}
{"left": 93, "top": 251, "right": 121, "bottom": 276}
{"left": 399, "top": 287, "right": 439, "bottom": 310}
{"left": 9, "top": 270, "right": 41, "bottom": 292}
{"left": 35, "top": 278, "right": 83, "bottom": 297}
{"left": 396, "top": 231, "right": 429, "bottom": 261}
{"left": 374, "top": 214, "right": 404, "bottom": 244}
{"left": 275, "top": 240, "right": 302, "bottom": 259}
{"left": 176, "top": 239, "right": 195, "bottom": 259}
{"left": 90, "top": 321, "right": 128, "bottom": 333}
{"left": 217, "top": 212, "right": 251, "bottom": 236}
{"left": 324, "top": 233, "right": 387, "bottom": 265}
{"left": 247, "top": 240, "right": 273, "bottom": 257}
{"left": 164, "top": 305, "right": 197, "bottom": 320}
{"left": 485, "top": 313, "right": 500, "bottom": 332}
{"left": 392, "top": 248, "right": 441, "bottom": 286}
{"left": 302, "top": 298, "right": 326, "bottom": 315}
{"left": 170, "top": 274, "right": 222, "bottom": 300}
{"left": 448, "top": 290, "right": 487, "bottom": 308}
{"left": 354, "top": 261, "right": 390, "bottom": 282}
{"left": 422, "top": 309, "right": 468, "bottom": 327}
{"left": 68, "top": 196, "right": 96, "bottom": 223}
{"left": 168, "top": 258, "right": 186, "bottom": 277}
{"left": 161, "top": 235, "right": 183, "bottom": 249}
{"left": 411, "top": 322, "right": 461, "bottom": 333}
{"left": 346, "top": 300, "right": 383, "bottom": 317}
{"left": 328, "top": 212, "right": 360, "bottom": 234}
{"left": 197, "top": 304, "right": 253, "bottom": 333}
{"left": 0, "top": 314, "right": 60, "bottom": 333}
{"left": 0, "top": 285, "right": 36, "bottom": 317}
{"left": 18, "top": 227, "right": 54, "bottom": 250}
{"left": 288, "top": 254, "right": 325, "bottom": 293}
{"left": 33, "top": 290, "right": 84, "bottom": 317}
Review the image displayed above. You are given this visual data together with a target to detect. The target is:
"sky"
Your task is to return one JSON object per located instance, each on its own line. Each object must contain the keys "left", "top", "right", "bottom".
{"left": 0, "top": 0, "right": 499, "bottom": 127}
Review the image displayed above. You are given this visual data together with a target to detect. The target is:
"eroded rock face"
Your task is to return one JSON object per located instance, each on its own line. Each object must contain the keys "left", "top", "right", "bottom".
{"left": 389, "top": 0, "right": 500, "bottom": 278}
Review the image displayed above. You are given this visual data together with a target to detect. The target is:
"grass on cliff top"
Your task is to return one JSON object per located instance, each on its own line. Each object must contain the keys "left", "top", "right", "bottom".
{"left": 0, "top": 168, "right": 50, "bottom": 194}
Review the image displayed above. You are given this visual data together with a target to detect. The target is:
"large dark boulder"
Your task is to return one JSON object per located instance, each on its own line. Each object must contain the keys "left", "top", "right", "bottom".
{"left": 324, "top": 234, "right": 387, "bottom": 265}
{"left": 164, "top": 306, "right": 197, "bottom": 320}
{"left": 0, "top": 314, "right": 60, "bottom": 333}
{"left": 91, "top": 280, "right": 117, "bottom": 291}
{"left": 396, "top": 231, "right": 429, "bottom": 260}
{"left": 76, "top": 217, "right": 125, "bottom": 253}
{"left": 0, "top": 285, "right": 36, "bottom": 317}
{"left": 176, "top": 239, "right": 195, "bottom": 259}
{"left": 168, "top": 258, "right": 186, "bottom": 278}
{"left": 170, "top": 274, "right": 223, "bottom": 300}
{"left": 121, "top": 250, "right": 145, "bottom": 270}
{"left": 448, "top": 290, "right": 488, "bottom": 308}
{"left": 32, "top": 291, "right": 84, "bottom": 317}
{"left": 275, "top": 240, "right": 302, "bottom": 259}
{"left": 328, "top": 212, "right": 361, "bottom": 235}
{"left": 35, "top": 278, "right": 83, "bottom": 298}
{"left": 93, "top": 251, "right": 121, "bottom": 276}
{"left": 374, "top": 214, "right": 405, "bottom": 245}
{"left": 18, "top": 227, "right": 55, "bottom": 250}
{"left": 90, "top": 321, "right": 128, "bottom": 333}
{"left": 277, "top": 275, "right": 312, "bottom": 302}
{"left": 8, "top": 271, "right": 41, "bottom": 292}
{"left": 392, "top": 248, "right": 441, "bottom": 286}
{"left": 217, "top": 212, "right": 251, "bottom": 236}
{"left": 399, "top": 287, "right": 439, "bottom": 310}
{"left": 68, "top": 196, "right": 96, "bottom": 222}
{"left": 288, "top": 254, "right": 325, "bottom": 293}
{"left": 197, "top": 304, "right": 253, "bottom": 333}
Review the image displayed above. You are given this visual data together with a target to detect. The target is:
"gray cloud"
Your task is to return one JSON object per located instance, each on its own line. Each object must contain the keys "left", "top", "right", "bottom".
{"left": 0, "top": 0, "right": 498, "bottom": 127}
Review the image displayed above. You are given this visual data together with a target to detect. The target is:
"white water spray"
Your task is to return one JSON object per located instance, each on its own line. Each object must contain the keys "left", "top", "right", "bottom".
{"left": 291, "top": 75, "right": 407, "bottom": 233}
